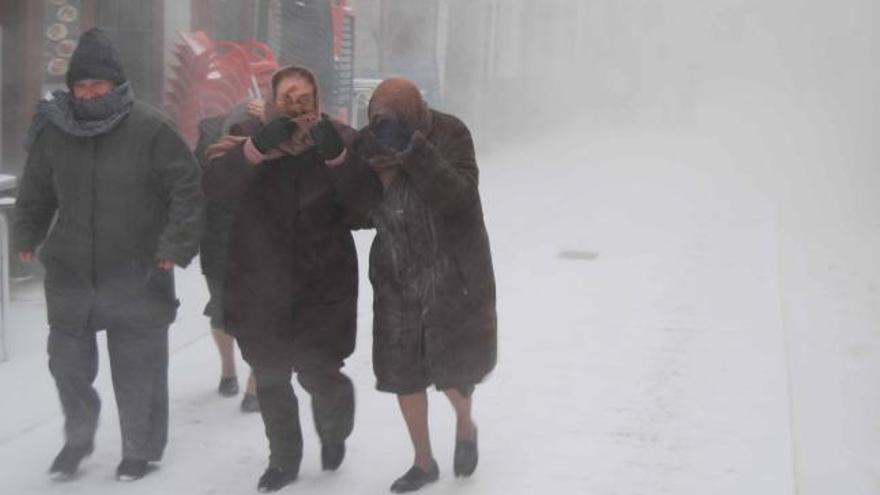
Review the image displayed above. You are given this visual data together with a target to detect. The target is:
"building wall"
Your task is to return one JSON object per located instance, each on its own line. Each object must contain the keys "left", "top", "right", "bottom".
{"left": 0, "top": 2, "right": 44, "bottom": 174}
{"left": 376, "top": 0, "right": 441, "bottom": 103}
{"left": 350, "top": 0, "right": 381, "bottom": 79}
{"left": 191, "top": 0, "right": 258, "bottom": 40}
{"left": 442, "top": 0, "right": 492, "bottom": 135}
{"left": 0, "top": 24, "right": 3, "bottom": 172}
{"left": 89, "top": 0, "right": 166, "bottom": 105}
{"left": 164, "top": 0, "right": 191, "bottom": 95}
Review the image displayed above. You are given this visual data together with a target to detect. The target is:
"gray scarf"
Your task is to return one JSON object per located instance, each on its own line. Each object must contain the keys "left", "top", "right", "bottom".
{"left": 24, "top": 82, "right": 134, "bottom": 149}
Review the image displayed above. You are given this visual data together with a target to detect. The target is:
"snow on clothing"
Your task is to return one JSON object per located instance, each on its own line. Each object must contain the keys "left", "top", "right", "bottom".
{"left": 334, "top": 108, "right": 497, "bottom": 394}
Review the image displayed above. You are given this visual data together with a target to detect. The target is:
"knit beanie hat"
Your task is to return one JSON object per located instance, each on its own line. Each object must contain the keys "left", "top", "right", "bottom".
{"left": 66, "top": 28, "right": 127, "bottom": 88}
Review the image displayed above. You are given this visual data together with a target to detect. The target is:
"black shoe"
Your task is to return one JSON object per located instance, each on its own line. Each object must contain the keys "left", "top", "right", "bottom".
{"left": 453, "top": 429, "right": 478, "bottom": 478}
{"left": 257, "top": 466, "right": 298, "bottom": 492}
{"left": 48, "top": 441, "right": 94, "bottom": 480}
{"left": 116, "top": 458, "right": 150, "bottom": 482}
{"left": 218, "top": 376, "right": 240, "bottom": 397}
{"left": 240, "top": 393, "right": 260, "bottom": 413}
{"left": 390, "top": 461, "right": 439, "bottom": 493}
{"left": 321, "top": 442, "right": 346, "bottom": 471}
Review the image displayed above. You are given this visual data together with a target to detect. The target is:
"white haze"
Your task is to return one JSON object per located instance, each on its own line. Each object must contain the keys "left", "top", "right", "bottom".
{"left": 1, "top": 1, "right": 879, "bottom": 494}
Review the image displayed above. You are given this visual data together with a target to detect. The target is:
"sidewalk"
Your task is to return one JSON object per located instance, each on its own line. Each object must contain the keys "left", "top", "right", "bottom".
{"left": 0, "top": 131, "right": 875, "bottom": 494}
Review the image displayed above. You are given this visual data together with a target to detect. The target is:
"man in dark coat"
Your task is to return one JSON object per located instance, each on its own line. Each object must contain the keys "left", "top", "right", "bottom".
{"left": 14, "top": 28, "right": 203, "bottom": 482}
{"left": 202, "top": 65, "right": 363, "bottom": 493}
{"left": 325, "top": 78, "right": 497, "bottom": 492}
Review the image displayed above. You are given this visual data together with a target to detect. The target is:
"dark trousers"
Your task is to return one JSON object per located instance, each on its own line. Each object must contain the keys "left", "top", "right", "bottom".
{"left": 254, "top": 361, "right": 354, "bottom": 472}
{"left": 47, "top": 326, "right": 169, "bottom": 461}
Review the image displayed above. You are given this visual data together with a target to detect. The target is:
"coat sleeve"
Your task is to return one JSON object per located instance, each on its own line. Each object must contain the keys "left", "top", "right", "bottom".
{"left": 399, "top": 120, "right": 479, "bottom": 216}
{"left": 326, "top": 125, "right": 383, "bottom": 230}
{"left": 152, "top": 122, "right": 205, "bottom": 267}
{"left": 194, "top": 115, "right": 226, "bottom": 170}
{"left": 13, "top": 132, "right": 58, "bottom": 252}
{"left": 201, "top": 141, "right": 258, "bottom": 204}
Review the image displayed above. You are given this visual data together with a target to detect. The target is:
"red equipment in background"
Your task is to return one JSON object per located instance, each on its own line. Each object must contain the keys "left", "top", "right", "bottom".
{"left": 330, "top": 0, "right": 350, "bottom": 61}
{"left": 165, "top": 1, "right": 355, "bottom": 148}
{"left": 164, "top": 31, "right": 279, "bottom": 147}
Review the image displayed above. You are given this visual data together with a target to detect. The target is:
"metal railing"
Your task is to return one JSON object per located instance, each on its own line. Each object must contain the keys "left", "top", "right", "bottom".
{"left": 0, "top": 203, "right": 9, "bottom": 361}
{"left": 0, "top": 173, "right": 17, "bottom": 362}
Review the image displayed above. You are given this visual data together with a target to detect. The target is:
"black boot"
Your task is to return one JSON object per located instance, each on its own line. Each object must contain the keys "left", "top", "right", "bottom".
{"left": 48, "top": 441, "right": 94, "bottom": 480}
{"left": 255, "top": 383, "right": 302, "bottom": 484}
{"left": 257, "top": 466, "right": 298, "bottom": 492}
{"left": 453, "top": 429, "right": 478, "bottom": 477}
{"left": 390, "top": 461, "right": 439, "bottom": 493}
{"left": 115, "top": 459, "right": 150, "bottom": 481}
{"left": 240, "top": 392, "right": 260, "bottom": 413}
{"left": 321, "top": 442, "right": 346, "bottom": 471}
{"left": 218, "top": 376, "right": 239, "bottom": 397}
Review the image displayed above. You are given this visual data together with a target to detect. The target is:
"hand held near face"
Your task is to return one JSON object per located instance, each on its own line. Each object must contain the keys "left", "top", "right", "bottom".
{"left": 373, "top": 119, "right": 414, "bottom": 153}
{"left": 252, "top": 117, "right": 298, "bottom": 154}
{"left": 309, "top": 115, "right": 345, "bottom": 161}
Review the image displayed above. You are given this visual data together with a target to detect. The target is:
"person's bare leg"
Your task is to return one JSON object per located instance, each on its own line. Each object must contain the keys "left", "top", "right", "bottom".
{"left": 245, "top": 371, "right": 257, "bottom": 395}
{"left": 397, "top": 392, "right": 434, "bottom": 470}
{"left": 444, "top": 389, "right": 476, "bottom": 441}
{"left": 239, "top": 369, "right": 260, "bottom": 412}
{"left": 445, "top": 388, "right": 479, "bottom": 477}
{"left": 211, "top": 328, "right": 236, "bottom": 377}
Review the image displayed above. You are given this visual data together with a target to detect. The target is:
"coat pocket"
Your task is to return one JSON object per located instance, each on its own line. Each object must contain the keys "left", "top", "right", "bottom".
{"left": 142, "top": 262, "right": 176, "bottom": 303}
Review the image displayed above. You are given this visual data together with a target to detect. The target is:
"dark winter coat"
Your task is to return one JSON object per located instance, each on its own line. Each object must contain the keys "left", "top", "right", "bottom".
{"left": 14, "top": 101, "right": 204, "bottom": 331}
{"left": 193, "top": 111, "right": 261, "bottom": 280}
{"left": 334, "top": 109, "right": 497, "bottom": 393}
{"left": 202, "top": 122, "right": 363, "bottom": 369}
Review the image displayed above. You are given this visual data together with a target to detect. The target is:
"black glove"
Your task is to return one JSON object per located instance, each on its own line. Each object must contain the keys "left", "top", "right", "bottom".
{"left": 309, "top": 115, "right": 345, "bottom": 160}
{"left": 372, "top": 118, "right": 413, "bottom": 152}
{"left": 252, "top": 117, "right": 297, "bottom": 153}
{"left": 353, "top": 131, "right": 383, "bottom": 161}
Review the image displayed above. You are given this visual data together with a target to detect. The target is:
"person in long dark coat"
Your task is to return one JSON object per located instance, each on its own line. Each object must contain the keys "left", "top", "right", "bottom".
{"left": 13, "top": 28, "right": 203, "bottom": 482}
{"left": 325, "top": 78, "right": 497, "bottom": 492}
{"left": 194, "top": 103, "right": 263, "bottom": 411}
{"left": 202, "top": 65, "right": 363, "bottom": 493}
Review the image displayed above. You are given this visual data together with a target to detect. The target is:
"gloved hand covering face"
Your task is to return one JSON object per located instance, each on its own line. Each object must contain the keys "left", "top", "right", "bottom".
{"left": 252, "top": 116, "right": 298, "bottom": 154}
{"left": 372, "top": 118, "right": 413, "bottom": 153}
{"left": 309, "top": 114, "right": 346, "bottom": 161}
{"left": 367, "top": 78, "right": 432, "bottom": 153}
{"left": 261, "top": 66, "right": 322, "bottom": 156}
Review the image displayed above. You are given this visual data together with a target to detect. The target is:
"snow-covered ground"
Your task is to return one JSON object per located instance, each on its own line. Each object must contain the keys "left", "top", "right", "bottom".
{"left": 0, "top": 124, "right": 877, "bottom": 494}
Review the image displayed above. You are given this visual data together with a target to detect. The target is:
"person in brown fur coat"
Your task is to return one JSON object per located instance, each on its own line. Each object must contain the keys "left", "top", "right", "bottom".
{"left": 323, "top": 78, "right": 498, "bottom": 492}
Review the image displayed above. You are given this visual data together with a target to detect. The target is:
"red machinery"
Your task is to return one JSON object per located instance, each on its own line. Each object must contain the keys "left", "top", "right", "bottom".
{"left": 164, "top": 31, "right": 279, "bottom": 147}
{"left": 164, "top": 1, "right": 355, "bottom": 148}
